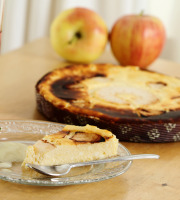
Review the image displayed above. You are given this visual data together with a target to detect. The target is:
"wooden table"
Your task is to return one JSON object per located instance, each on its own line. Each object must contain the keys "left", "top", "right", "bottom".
{"left": 0, "top": 38, "right": 180, "bottom": 200}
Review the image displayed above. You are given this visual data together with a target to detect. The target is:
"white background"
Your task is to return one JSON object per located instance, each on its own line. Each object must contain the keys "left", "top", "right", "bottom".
{"left": 1, "top": 0, "right": 180, "bottom": 63}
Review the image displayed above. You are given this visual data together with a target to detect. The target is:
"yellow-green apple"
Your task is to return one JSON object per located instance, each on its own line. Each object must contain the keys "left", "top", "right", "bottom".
{"left": 50, "top": 7, "right": 108, "bottom": 63}
{"left": 110, "top": 14, "right": 166, "bottom": 68}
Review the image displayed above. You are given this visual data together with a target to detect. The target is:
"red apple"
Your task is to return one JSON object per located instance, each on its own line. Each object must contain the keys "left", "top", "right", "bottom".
{"left": 110, "top": 13, "right": 166, "bottom": 68}
{"left": 50, "top": 7, "right": 108, "bottom": 63}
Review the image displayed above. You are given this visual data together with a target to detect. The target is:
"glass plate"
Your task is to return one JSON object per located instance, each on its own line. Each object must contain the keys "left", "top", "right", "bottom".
{"left": 0, "top": 120, "right": 132, "bottom": 186}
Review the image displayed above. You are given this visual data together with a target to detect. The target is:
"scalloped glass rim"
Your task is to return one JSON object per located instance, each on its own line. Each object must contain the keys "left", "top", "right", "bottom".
{"left": 0, "top": 120, "right": 132, "bottom": 186}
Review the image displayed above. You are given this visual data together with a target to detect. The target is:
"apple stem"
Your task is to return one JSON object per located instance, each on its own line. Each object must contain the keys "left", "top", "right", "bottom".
{"left": 68, "top": 31, "right": 82, "bottom": 45}
{"left": 139, "top": 10, "right": 144, "bottom": 16}
{"left": 75, "top": 32, "right": 82, "bottom": 39}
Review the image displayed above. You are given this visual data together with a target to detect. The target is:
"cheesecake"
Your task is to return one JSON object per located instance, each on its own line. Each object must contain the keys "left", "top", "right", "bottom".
{"left": 22, "top": 124, "right": 119, "bottom": 167}
{"left": 35, "top": 64, "right": 180, "bottom": 142}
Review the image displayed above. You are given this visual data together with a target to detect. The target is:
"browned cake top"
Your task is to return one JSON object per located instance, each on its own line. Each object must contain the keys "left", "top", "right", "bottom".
{"left": 41, "top": 124, "right": 113, "bottom": 145}
{"left": 36, "top": 64, "right": 180, "bottom": 122}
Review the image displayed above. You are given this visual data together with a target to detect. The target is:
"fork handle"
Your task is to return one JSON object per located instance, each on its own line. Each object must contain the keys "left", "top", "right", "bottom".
{"left": 71, "top": 154, "right": 160, "bottom": 168}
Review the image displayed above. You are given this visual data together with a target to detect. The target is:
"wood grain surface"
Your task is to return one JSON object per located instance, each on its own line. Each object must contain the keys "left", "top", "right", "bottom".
{"left": 0, "top": 38, "right": 180, "bottom": 200}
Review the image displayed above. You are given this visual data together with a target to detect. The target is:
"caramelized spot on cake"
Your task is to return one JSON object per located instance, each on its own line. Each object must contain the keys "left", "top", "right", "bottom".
{"left": 92, "top": 105, "right": 138, "bottom": 118}
{"left": 171, "top": 95, "right": 180, "bottom": 99}
{"left": 50, "top": 78, "right": 85, "bottom": 101}
{"left": 147, "top": 81, "right": 167, "bottom": 88}
{"left": 41, "top": 139, "right": 56, "bottom": 147}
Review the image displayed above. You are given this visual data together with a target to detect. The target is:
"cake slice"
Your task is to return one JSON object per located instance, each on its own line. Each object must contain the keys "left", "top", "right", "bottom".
{"left": 22, "top": 124, "right": 118, "bottom": 167}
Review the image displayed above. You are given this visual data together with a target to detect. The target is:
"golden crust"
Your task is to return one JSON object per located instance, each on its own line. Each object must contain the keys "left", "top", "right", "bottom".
{"left": 42, "top": 124, "right": 113, "bottom": 146}
{"left": 62, "top": 124, "right": 112, "bottom": 137}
